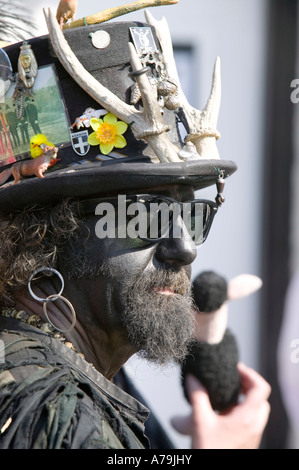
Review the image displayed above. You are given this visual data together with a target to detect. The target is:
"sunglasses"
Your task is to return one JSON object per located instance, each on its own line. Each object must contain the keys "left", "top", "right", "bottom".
{"left": 78, "top": 194, "right": 218, "bottom": 246}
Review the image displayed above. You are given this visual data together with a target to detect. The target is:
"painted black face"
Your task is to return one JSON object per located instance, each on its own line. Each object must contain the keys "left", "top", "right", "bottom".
{"left": 61, "top": 185, "right": 200, "bottom": 363}
{"left": 81, "top": 184, "right": 197, "bottom": 281}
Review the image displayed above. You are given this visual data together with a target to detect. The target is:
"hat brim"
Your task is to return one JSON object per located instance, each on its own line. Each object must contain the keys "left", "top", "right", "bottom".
{"left": 0, "top": 158, "right": 237, "bottom": 212}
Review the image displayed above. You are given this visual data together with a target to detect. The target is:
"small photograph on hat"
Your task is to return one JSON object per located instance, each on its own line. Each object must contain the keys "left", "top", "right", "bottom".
{"left": 0, "top": 64, "right": 70, "bottom": 167}
{"left": 130, "top": 26, "right": 158, "bottom": 54}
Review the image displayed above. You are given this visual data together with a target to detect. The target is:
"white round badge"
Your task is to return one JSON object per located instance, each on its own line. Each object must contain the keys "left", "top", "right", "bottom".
{"left": 90, "top": 31, "right": 111, "bottom": 49}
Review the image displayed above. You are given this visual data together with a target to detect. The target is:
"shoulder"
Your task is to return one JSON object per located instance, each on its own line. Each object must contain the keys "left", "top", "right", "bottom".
{"left": 0, "top": 327, "right": 124, "bottom": 449}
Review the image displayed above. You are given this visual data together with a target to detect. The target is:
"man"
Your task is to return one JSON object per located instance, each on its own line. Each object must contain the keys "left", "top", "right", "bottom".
{"left": 0, "top": 2, "right": 270, "bottom": 449}
{"left": 24, "top": 98, "right": 42, "bottom": 135}
{"left": 5, "top": 104, "right": 20, "bottom": 148}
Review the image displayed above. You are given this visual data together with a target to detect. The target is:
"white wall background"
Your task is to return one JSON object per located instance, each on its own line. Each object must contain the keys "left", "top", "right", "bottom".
{"left": 30, "top": 0, "right": 268, "bottom": 449}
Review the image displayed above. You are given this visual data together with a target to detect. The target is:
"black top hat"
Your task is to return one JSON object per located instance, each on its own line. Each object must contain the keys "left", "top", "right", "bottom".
{"left": 0, "top": 7, "right": 237, "bottom": 212}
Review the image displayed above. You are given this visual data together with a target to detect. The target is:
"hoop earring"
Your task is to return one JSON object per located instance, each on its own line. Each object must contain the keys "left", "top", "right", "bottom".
{"left": 28, "top": 267, "right": 76, "bottom": 334}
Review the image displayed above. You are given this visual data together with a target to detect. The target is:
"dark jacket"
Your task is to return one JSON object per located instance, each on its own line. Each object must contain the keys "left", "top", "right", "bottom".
{"left": 0, "top": 316, "right": 150, "bottom": 449}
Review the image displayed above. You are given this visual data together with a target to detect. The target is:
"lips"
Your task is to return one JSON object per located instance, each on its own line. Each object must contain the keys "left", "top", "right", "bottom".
{"left": 141, "top": 268, "right": 191, "bottom": 297}
{"left": 155, "top": 288, "right": 176, "bottom": 295}
{"left": 153, "top": 285, "right": 188, "bottom": 296}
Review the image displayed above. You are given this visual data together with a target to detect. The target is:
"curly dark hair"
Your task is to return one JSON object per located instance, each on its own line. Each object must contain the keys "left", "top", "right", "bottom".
{"left": 0, "top": 200, "right": 87, "bottom": 304}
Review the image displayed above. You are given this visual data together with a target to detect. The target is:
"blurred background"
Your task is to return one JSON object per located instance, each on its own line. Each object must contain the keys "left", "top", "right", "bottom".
{"left": 1, "top": 0, "right": 299, "bottom": 449}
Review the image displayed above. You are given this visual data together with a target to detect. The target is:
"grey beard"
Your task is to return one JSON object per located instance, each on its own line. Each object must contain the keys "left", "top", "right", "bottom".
{"left": 121, "top": 269, "right": 195, "bottom": 365}
{"left": 61, "top": 239, "right": 195, "bottom": 364}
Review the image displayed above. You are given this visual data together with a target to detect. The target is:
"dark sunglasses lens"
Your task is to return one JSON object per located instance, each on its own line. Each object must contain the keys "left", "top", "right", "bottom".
{"left": 184, "top": 202, "right": 216, "bottom": 245}
{"left": 137, "top": 197, "right": 217, "bottom": 244}
{"left": 137, "top": 198, "right": 172, "bottom": 240}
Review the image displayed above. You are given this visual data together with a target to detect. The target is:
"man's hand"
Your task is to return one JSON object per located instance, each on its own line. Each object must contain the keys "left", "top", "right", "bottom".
{"left": 172, "top": 362, "right": 271, "bottom": 449}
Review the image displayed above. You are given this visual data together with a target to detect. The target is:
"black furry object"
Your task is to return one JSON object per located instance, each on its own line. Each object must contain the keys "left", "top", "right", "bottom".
{"left": 181, "top": 330, "right": 241, "bottom": 411}
{"left": 192, "top": 271, "right": 228, "bottom": 313}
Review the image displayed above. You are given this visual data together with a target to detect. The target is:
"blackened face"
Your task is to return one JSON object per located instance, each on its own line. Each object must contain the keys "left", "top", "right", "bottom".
{"left": 62, "top": 185, "right": 198, "bottom": 364}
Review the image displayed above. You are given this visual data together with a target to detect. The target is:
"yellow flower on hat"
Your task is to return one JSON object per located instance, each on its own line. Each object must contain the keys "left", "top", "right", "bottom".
{"left": 30, "top": 134, "right": 54, "bottom": 158}
{"left": 88, "top": 113, "right": 128, "bottom": 155}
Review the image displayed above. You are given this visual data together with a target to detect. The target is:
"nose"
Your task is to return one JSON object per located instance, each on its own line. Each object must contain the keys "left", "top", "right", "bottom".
{"left": 154, "top": 216, "right": 197, "bottom": 267}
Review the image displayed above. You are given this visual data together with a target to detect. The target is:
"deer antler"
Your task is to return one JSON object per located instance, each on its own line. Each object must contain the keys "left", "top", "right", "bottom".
{"left": 63, "top": 0, "right": 179, "bottom": 30}
{"left": 44, "top": 8, "right": 181, "bottom": 163}
{"left": 145, "top": 10, "right": 221, "bottom": 160}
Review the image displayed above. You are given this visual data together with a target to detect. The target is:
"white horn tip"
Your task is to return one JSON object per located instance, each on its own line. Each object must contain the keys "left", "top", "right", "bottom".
{"left": 214, "top": 56, "right": 221, "bottom": 73}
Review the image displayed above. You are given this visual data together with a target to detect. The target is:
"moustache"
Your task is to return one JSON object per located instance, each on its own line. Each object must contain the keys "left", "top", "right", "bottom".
{"left": 133, "top": 268, "right": 192, "bottom": 297}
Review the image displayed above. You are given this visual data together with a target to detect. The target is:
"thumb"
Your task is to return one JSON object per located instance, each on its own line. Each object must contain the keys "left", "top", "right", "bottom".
{"left": 170, "top": 414, "right": 192, "bottom": 435}
{"left": 170, "top": 376, "right": 212, "bottom": 436}
{"left": 187, "top": 375, "right": 214, "bottom": 417}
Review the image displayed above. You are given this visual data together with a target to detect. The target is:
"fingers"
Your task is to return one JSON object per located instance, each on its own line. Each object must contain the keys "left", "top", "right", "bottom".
{"left": 171, "top": 376, "right": 213, "bottom": 438}
{"left": 237, "top": 362, "right": 271, "bottom": 403}
{"left": 170, "top": 414, "right": 192, "bottom": 435}
{"left": 182, "top": 366, "right": 271, "bottom": 449}
{"left": 187, "top": 365, "right": 271, "bottom": 412}
{"left": 236, "top": 362, "right": 271, "bottom": 446}
{"left": 186, "top": 375, "right": 216, "bottom": 422}
{"left": 177, "top": 369, "right": 271, "bottom": 449}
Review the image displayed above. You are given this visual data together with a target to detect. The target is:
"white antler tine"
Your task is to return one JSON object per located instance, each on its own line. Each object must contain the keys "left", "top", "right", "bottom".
{"left": 128, "top": 41, "right": 161, "bottom": 130}
{"left": 145, "top": 9, "right": 221, "bottom": 160}
{"left": 187, "top": 56, "right": 221, "bottom": 159}
{"left": 144, "top": 9, "right": 179, "bottom": 84}
{"left": 202, "top": 56, "right": 221, "bottom": 131}
{"left": 128, "top": 41, "right": 180, "bottom": 162}
{"left": 43, "top": 8, "right": 136, "bottom": 123}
